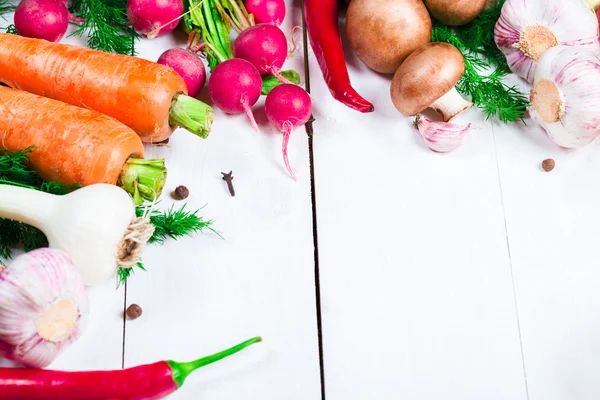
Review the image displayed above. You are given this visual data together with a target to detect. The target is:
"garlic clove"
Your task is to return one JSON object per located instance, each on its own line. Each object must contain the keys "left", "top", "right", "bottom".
{"left": 0, "top": 248, "right": 88, "bottom": 368}
{"left": 414, "top": 115, "right": 472, "bottom": 153}
{"left": 494, "top": 0, "right": 600, "bottom": 84}
{"left": 530, "top": 46, "right": 600, "bottom": 148}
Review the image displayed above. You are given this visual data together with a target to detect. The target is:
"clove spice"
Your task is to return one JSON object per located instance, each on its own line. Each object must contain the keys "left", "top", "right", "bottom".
{"left": 221, "top": 171, "right": 235, "bottom": 197}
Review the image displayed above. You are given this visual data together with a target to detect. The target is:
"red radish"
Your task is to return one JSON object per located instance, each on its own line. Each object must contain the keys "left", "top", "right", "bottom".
{"left": 14, "top": 0, "right": 74, "bottom": 42}
{"left": 126, "top": 0, "right": 184, "bottom": 39}
{"left": 265, "top": 84, "right": 312, "bottom": 180}
{"left": 245, "top": 0, "right": 286, "bottom": 26}
{"left": 157, "top": 48, "right": 206, "bottom": 98}
{"left": 233, "top": 23, "right": 293, "bottom": 84}
{"left": 208, "top": 58, "right": 262, "bottom": 132}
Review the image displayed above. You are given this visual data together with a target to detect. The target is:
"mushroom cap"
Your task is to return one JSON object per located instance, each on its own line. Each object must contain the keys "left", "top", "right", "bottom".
{"left": 346, "top": 0, "right": 432, "bottom": 74}
{"left": 423, "top": 0, "right": 487, "bottom": 26}
{"left": 390, "top": 42, "right": 465, "bottom": 116}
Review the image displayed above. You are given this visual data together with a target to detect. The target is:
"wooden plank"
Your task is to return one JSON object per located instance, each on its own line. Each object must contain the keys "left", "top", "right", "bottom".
{"left": 122, "top": 3, "right": 322, "bottom": 399}
{"left": 493, "top": 112, "right": 600, "bottom": 400}
{"left": 305, "top": 19, "right": 528, "bottom": 399}
{"left": 0, "top": 20, "right": 125, "bottom": 371}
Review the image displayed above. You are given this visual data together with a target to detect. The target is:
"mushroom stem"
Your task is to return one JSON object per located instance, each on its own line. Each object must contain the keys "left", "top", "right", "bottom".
{"left": 430, "top": 87, "right": 473, "bottom": 122}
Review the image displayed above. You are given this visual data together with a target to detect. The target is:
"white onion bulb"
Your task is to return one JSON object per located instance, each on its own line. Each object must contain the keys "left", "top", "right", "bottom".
{"left": 0, "top": 248, "right": 89, "bottom": 368}
{"left": 495, "top": 0, "right": 600, "bottom": 84}
{"left": 530, "top": 46, "right": 600, "bottom": 148}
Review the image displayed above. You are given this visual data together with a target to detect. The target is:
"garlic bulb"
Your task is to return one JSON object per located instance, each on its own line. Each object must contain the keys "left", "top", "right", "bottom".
{"left": 494, "top": 0, "right": 600, "bottom": 84}
{"left": 0, "top": 248, "right": 89, "bottom": 368}
{"left": 414, "top": 115, "right": 472, "bottom": 152}
{"left": 529, "top": 46, "right": 600, "bottom": 148}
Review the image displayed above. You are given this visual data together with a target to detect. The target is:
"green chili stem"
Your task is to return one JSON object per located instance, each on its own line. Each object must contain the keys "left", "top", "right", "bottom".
{"left": 168, "top": 337, "right": 262, "bottom": 388}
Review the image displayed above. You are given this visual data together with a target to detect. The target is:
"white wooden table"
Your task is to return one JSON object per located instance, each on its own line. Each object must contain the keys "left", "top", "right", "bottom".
{"left": 3, "top": 1, "right": 600, "bottom": 399}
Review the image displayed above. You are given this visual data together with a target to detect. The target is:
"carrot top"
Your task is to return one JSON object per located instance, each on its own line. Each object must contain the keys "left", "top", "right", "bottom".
{"left": 170, "top": 93, "right": 214, "bottom": 139}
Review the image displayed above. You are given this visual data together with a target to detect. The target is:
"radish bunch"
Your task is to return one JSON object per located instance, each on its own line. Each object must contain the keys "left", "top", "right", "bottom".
{"left": 207, "top": 17, "right": 295, "bottom": 132}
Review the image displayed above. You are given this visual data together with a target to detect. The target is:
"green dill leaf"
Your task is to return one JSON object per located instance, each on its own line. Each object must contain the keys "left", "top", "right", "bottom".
{"left": 117, "top": 261, "right": 145, "bottom": 287}
{"left": 136, "top": 203, "right": 220, "bottom": 244}
{"left": 0, "top": 0, "right": 14, "bottom": 18}
{"left": 431, "top": 2, "right": 529, "bottom": 124}
{"left": 69, "top": 0, "right": 139, "bottom": 55}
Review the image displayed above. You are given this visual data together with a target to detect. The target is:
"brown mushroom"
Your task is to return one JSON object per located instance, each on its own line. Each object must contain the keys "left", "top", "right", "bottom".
{"left": 390, "top": 42, "right": 473, "bottom": 122}
{"left": 346, "top": 0, "right": 432, "bottom": 75}
{"left": 423, "top": 0, "right": 487, "bottom": 26}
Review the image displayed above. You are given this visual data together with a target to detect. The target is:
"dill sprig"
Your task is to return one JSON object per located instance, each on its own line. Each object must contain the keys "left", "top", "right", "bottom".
{"left": 118, "top": 205, "right": 220, "bottom": 286}
{"left": 117, "top": 261, "right": 146, "bottom": 287}
{"left": 136, "top": 203, "right": 220, "bottom": 244}
{"left": 0, "top": 148, "right": 218, "bottom": 286}
{"left": 432, "top": 0, "right": 529, "bottom": 123}
{"left": 0, "top": 0, "right": 14, "bottom": 18}
{"left": 69, "top": 0, "right": 139, "bottom": 55}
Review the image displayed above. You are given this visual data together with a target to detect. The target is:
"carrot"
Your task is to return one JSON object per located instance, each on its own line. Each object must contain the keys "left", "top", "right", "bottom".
{"left": 0, "top": 86, "right": 167, "bottom": 204}
{"left": 0, "top": 33, "right": 213, "bottom": 143}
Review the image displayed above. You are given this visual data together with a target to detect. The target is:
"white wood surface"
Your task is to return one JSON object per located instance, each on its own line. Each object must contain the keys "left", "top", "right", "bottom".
{"left": 2, "top": 1, "right": 600, "bottom": 400}
{"left": 306, "top": 33, "right": 528, "bottom": 400}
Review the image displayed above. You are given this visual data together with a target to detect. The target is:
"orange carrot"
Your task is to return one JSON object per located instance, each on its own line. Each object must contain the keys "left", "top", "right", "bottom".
{"left": 0, "top": 33, "right": 213, "bottom": 143}
{"left": 0, "top": 86, "right": 166, "bottom": 204}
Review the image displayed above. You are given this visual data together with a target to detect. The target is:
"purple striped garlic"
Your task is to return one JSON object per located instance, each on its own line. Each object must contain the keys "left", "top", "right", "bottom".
{"left": 0, "top": 248, "right": 89, "bottom": 368}
{"left": 414, "top": 115, "right": 472, "bottom": 153}
{"left": 529, "top": 46, "right": 600, "bottom": 148}
{"left": 494, "top": 0, "right": 600, "bottom": 84}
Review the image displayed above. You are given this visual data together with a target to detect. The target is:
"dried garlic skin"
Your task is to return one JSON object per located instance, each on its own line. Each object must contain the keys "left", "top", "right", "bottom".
{"left": 494, "top": 0, "right": 600, "bottom": 84}
{"left": 530, "top": 46, "right": 600, "bottom": 148}
{"left": 0, "top": 248, "right": 89, "bottom": 368}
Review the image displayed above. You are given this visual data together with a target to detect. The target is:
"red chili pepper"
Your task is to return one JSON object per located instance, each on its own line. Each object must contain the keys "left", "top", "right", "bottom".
{"left": 0, "top": 336, "right": 261, "bottom": 400}
{"left": 304, "top": 0, "right": 374, "bottom": 113}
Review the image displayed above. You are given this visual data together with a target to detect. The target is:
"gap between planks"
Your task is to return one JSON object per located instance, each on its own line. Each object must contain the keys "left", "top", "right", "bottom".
{"left": 301, "top": 1, "right": 327, "bottom": 400}
{"left": 118, "top": 6, "right": 328, "bottom": 395}
{"left": 491, "top": 122, "right": 530, "bottom": 400}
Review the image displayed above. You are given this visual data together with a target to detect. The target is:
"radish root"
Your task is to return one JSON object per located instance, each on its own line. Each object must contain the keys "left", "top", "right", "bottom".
{"left": 147, "top": 1, "right": 203, "bottom": 39}
{"left": 288, "top": 26, "right": 302, "bottom": 56}
{"left": 281, "top": 121, "right": 296, "bottom": 181}
{"left": 270, "top": 68, "right": 295, "bottom": 85}
{"left": 241, "top": 98, "right": 260, "bottom": 133}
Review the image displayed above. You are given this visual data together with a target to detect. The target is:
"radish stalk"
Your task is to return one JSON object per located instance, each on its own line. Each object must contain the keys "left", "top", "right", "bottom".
{"left": 0, "top": 184, "right": 154, "bottom": 286}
